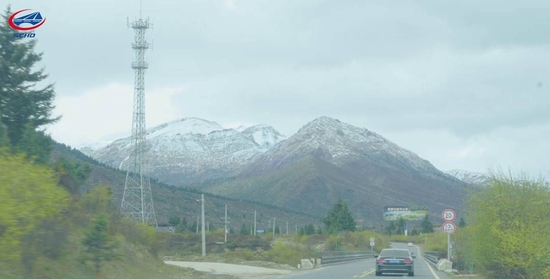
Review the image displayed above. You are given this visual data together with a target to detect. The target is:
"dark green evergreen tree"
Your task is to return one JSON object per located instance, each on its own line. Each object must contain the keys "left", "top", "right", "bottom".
{"left": 305, "top": 224, "right": 315, "bottom": 235}
{"left": 0, "top": 6, "right": 60, "bottom": 149}
{"left": 15, "top": 123, "right": 53, "bottom": 163}
{"left": 175, "top": 222, "right": 187, "bottom": 233}
{"left": 322, "top": 198, "right": 357, "bottom": 233}
{"left": 396, "top": 218, "right": 405, "bottom": 235}
{"left": 0, "top": 122, "right": 8, "bottom": 147}
{"left": 387, "top": 221, "right": 396, "bottom": 236}
{"left": 458, "top": 217, "right": 466, "bottom": 228}
{"left": 81, "top": 214, "right": 119, "bottom": 275}
{"left": 54, "top": 156, "right": 92, "bottom": 194}
{"left": 190, "top": 220, "right": 198, "bottom": 233}
{"left": 181, "top": 217, "right": 188, "bottom": 229}
{"left": 168, "top": 216, "right": 181, "bottom": 227}
{"left": 316, "top": 226, "right": 323, "bottom": 235}
{"left": 240, "top": 224, "right": 249, "bottom": 235}
{"left": 421, "top": 214, "right": 434, "bottom": 233}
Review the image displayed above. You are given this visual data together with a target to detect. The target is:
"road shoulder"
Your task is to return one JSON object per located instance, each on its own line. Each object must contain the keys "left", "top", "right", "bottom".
{"left": 165, "top": 261, "right": 294, "bottom": 279}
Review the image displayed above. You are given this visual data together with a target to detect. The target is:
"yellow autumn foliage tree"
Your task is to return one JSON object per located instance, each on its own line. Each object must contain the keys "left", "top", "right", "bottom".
{"left": 0, "top": 149, "right": 69, "bottom": 262}
{"left": 467, "top": 173, "right": 550, "bottom": 279}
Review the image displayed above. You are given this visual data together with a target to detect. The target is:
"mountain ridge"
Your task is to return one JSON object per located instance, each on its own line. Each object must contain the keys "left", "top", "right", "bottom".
{"left": 183, "top": 116, "right": 472, "bottom": 225}
{"left": 53, "top": 142, "right": 320, "bottom": 228}
{"left": 238, "top": 116, "right": 439, "bottom": 177}
{"left": 445, "top": 169, "right": 490, "bottom": 187}
{"left": 82, "top": 115, "right": 473, "bottom": 225}
{"left": 80, "top": 117, "right": 287, "bottom": 185}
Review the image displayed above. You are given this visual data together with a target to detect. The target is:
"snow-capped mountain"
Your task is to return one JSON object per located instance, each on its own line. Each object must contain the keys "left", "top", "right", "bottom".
{"left": 204, "top": 116, "right": 471, "bottom": 224}
{"left": 240, "top": 116, "right": 439, "bottom": 176}
{"left": 446, "top": 169, "right": 490, "bottom": 187}
{"left": 80, "top": 117, "right": 286, "bottom": 185}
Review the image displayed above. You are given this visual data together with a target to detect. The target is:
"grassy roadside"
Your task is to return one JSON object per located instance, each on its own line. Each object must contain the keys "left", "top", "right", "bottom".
{"left": 0, "top": 238, "right": 237, "bottom": 279}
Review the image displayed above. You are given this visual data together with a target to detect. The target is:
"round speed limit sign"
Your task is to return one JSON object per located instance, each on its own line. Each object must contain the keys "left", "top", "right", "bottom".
{"left": 442, "top": 209, "right": 456, "bottom": 221}
{"left": 442, "top": 221, "right": 456, "bottom": 234}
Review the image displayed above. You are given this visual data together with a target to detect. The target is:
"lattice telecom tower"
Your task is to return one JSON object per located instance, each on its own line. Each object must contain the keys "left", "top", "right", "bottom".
{"left": 120, "top": 8, "right": 157, "bottom": 226}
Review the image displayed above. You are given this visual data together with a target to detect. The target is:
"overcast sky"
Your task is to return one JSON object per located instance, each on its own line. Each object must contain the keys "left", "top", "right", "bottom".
{"left": 10, "top": 0, "right": 550, "bottom": 178}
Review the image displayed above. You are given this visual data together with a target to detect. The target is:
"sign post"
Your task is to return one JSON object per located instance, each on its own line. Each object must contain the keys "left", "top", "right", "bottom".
{"left": 441, "top": 209, "right": 456, "bottom": 261}
{"left": 370, "top": 237, "right": 375, "bottom": 253}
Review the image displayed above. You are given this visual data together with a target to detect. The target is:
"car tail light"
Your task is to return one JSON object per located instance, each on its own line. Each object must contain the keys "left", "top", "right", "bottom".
{"left": 377, "top": 258, "right": 386, "bottom": 264}
{"left": 404, "top": 258, "right": 413, "bottom": 264}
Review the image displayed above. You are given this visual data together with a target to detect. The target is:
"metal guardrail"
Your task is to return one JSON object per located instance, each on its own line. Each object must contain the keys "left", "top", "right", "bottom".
{"left": 423, "top": 251, "right": 440, "bottom": 265}
{"left": 321, "top": 251, "right": 375, "bottom": 266}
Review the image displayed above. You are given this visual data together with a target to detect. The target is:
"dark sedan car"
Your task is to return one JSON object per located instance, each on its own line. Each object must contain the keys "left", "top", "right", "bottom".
{"left": 375, "top": 248, "right": 415, "bottom": 276}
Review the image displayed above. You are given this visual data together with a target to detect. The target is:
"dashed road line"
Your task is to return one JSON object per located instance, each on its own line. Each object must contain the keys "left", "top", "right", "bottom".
{"left": 359, "top": 268, "right": 375, "bottom": 278}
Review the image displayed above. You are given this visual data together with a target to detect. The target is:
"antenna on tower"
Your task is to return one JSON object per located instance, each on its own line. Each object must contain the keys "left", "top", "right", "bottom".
{"left": 121, "top": 0, "right": 157, "bottom": 227}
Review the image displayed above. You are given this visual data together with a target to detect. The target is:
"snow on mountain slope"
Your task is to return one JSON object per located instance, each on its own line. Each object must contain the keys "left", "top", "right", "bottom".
{"left": 78, "top": 140, "right": 114, "bottom": 154}
{"left": 205, "top": 116, "right": 471, "bottom": 224}
{"left": 81, "top": 117, "right": 286, "bottom": 185}
{"left": 242, "top": 116, "right": 438, "bottom": 175}
{"left": 81, "top": 116, "right": 465, "bottom": 189}
{"left": 446, "top": 169, "right": 490, "bottom": 186}
{"left": 241, "top": 124, "right": 287, "bottom": 150}
{"left": 147, "top": 117, "right": 223, "bottom": 138}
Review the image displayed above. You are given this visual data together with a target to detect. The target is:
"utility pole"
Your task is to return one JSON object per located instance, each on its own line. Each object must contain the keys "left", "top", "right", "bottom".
{"left": 254, "top": 210, "right": 257, "bottom": 236}
{"left": 295, "top": 224, "right": 298, "bottom": 235}
{"left": 196, "top": 216, "right": 199, "bottom": 234}
{"left": 286, "top": 221, "right": 289, "bottom": 235}
{"left": 224, "top": 204, "right": 228, "bottom": 243}
{"left": 273, "top": 218, "right": 276, "bottom": 236}
{"left": 201, "top": 194, "right": 205, "bottom": 257}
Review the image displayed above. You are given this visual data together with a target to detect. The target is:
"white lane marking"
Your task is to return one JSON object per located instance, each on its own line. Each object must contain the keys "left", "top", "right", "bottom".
{"left": 415, "top": 245, "right": 441, "bottom": 279}
{"left": 421, "top": 257, "right": 441, "bottom": 279}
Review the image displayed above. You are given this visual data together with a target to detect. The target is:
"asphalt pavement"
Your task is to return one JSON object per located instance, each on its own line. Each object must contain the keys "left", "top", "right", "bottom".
{"left": 272, "top": 243, "right": 451, "bottom": 279}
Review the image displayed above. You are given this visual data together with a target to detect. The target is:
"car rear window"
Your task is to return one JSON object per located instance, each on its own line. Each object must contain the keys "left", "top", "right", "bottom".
{"left": 379, "top": 250, "right": 410, "bottom": 258}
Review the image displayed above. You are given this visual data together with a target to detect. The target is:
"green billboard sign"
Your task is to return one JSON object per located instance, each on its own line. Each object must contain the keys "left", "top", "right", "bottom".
{"left": 384, "top": 205, "right": 428, "bottom": 221}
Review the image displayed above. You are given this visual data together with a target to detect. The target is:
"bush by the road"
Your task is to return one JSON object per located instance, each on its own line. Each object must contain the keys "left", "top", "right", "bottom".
{"left": 267, "top": 242, "right": 309, "bottom": 266}
{"left": 465, "top": 174, "right": 550, "bottom": 279}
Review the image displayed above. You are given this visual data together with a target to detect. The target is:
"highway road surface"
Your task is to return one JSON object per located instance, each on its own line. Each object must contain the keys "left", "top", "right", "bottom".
{"left": 273, "top": 243, "right": 450, "bottom": 279}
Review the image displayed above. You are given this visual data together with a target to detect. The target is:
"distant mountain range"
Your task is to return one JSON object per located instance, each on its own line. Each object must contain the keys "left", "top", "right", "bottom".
{"left": 55, "top": 143, "right": 319, "bottom": 229}
{"left": 81, "top": 117, "right": 286, "bottom": 186}
{"left": 81, "top": 116, "right": 474, "bottom": 225}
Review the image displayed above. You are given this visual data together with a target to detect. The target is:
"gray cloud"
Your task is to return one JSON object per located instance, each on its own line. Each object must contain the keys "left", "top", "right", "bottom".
{"left": 13, "top": 0, "right": 548, "bottom": 177}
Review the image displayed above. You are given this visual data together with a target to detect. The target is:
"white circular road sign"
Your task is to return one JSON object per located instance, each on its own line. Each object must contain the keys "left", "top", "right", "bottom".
{"left": 370, "top": 237, "right": 375, "bottom": 242}
{"left": 370, "top": 241, "right": 375, "bottom": 247}
{"left": 442, "top": 209, "right": 456, "bottom": 221}
{"left": 442, "top": 221, "right": 456, "bottom": 234}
